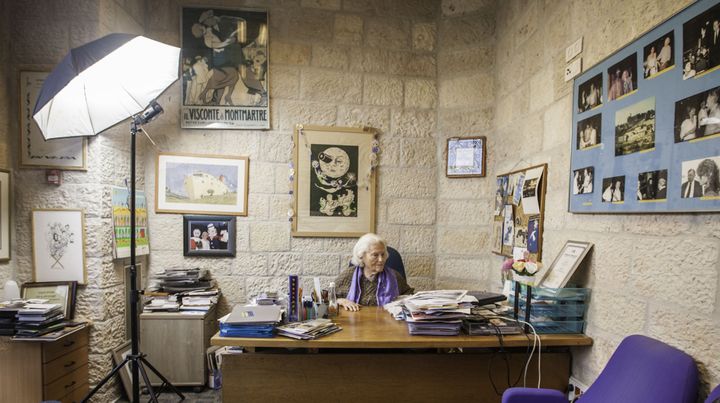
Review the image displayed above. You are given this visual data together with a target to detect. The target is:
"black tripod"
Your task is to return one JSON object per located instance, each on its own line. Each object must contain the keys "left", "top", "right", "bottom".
{"left": 83, "top": 107, "right": 184, "bottom": 402}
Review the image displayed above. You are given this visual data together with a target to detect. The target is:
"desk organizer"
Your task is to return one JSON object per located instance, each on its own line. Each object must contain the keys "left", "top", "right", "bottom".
{"left": 509, "top": 283, "right": 590, "bottom": 334}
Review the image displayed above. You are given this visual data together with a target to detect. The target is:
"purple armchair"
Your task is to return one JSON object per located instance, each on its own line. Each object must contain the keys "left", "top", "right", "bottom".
{"left": 502, "top": 335, "right": 698, "bottom": 403}
{"left": 707, "top": 384, "right": 720, "bottom": 403}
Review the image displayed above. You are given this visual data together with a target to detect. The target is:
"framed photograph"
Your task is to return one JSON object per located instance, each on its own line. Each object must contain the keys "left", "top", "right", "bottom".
{"left": 540, "top": 241, "right": 593, "bottom": 289}
{"left": 183, "top": 215, "right": 236, "bottom": 256}
{"left": 32, "top": 209, "right": 86, "bottom": 284}
{"left": 112, "top": 341, "right": 133, "bottom": 399}
{"left": 446, "top": 136, "right": 486, "bottom": 177}
{"left": 19, "top": 70, "right": 87, "bottom": 170}
{"left": 181, "top": 6, "right": 269, "bottom": 129}
{"left": 292, "top": 124, "right": 377, "bottom": 237}
{"left": 112, "top": 186, "right": 149, "bottom": 259}
{"left": 155, "top": 153, "right": 249, "bottom": 216}
{"left": 570, "top": 0, "right": 720, "bottom": 213}
{"left": 21, "top": 281, "right": 77, "bottom": 319}
{"left": 0, "top": 169, "right": 10, "bottom": 261}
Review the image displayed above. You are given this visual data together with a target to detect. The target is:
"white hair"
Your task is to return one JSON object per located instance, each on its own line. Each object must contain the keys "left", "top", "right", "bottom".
{"left": 351, "top": 233, "right": 388, "bottom": 267}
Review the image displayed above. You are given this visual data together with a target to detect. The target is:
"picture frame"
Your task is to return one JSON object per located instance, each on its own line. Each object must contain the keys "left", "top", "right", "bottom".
{"left": 0, "top": 169, "right": 10, "bottom": 261}
{"left": 539, "top": 241, "right": 594, "bottom": 289}
{"left": 180, "top": 6, "right": 270, "bottom": 129}
{"left": 446, "top": 136, "right": 486, "bottom": 177}
{"left": 32, "top": 209, "right": 86, "bottom": 284}
{"left": 112, "top": 186, "right": 150, "bottom": 259}
{"left": 570, "top": 0, "right": 720, "bottom": 214}
{"left": 292, "top": 124, "right": 377, "bottom": 237}
{"left": 183, "top": 215, "right": 236, "bottom": 257}
{"left": 19, "top": 70, "right": 87, "bottom": 170}
{"left": 111, "top": 341, "right": 133, "bottom": 399}
{"left": 155, "top": 153, "right": 249, "bottom": 216}
{"left": 21, "top": 281, "right": 77, "bottom": 319}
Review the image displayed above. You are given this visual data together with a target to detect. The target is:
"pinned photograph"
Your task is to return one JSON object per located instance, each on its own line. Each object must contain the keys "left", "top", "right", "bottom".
{"left": 514, "top": 221, "right": 528, "bottom": 249}
{"left": 494, "top": 176, "right": 508, "bottom": 216}
{"left": 607, "top": 54, "right": 637, "bottom": 101}
{"left": 572, "top": 167, "right": 594, "bottom": 195}
{"left": 643, "top": 32, "right": 675, "bottom": 78}
{"left": 577, "top": 73, "right": 603, "bottom": 113}
{"left": 492, "top": 218, "right": 503, "bottom": 254}
{"left": 637, "top": 169, "right": 668, "bottom": 201}
{"left": 674, "top": 86, "right": 720, "bottom": 142}
{"left": 615, "top": 97, "right": 656, "bottom": 156}
{"left": 682, "top": 2, "right": 720, "bottom": 79}
{"left": 512, "top": 173, "right": 525, "bottom": 205}
{"left": 527, "top": 218, "right": 539, "bottom": 254}
{"left": 502, "top": 206, "right": 514, "bottom": 247}
{"left": 681, "top": 155, "right": 720, "bottom": 198}
{"left": 577, "top": 113, "right": 602, "bottom": 150}
{"left": 601, "top": 176, "right": 625, "bottom": 203}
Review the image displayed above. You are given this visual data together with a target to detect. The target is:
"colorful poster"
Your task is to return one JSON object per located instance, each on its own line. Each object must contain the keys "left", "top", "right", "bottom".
{"left": 112, "top": 186, "right": 149, "bottom": 259}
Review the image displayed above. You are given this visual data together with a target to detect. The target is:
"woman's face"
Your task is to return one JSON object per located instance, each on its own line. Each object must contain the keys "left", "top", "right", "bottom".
{"left": 193, "top": 228, "right": 201, "bottom": 237}
{"left": 362, "top": 243, "right": 387, "bottom": 276}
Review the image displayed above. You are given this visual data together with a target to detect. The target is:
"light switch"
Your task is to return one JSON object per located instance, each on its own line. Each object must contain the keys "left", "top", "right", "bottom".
{"left": 564, "top": 58, "right": 582, "bottom": 82}
{"left": 565, "top": 37, "right": 583, "bottom": 62}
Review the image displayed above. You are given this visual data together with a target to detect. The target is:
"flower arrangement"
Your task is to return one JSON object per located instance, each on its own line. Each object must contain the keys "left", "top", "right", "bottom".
{"left": 501, "top": 250, "right": 542, "bottom": 283}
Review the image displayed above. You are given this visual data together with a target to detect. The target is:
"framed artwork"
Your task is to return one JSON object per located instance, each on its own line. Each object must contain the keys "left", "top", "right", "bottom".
{"left": 32, "top": 209, "right": 86, "bottom": 284}
{"left": 112, "top": 186, "right": 149, "bottom": 259}
{"left": 180, "top": 6, "right": 269, "bottom": 129}
{"left": 112, "top": 341, "right": 133, "bottom": 399}
{"left": 446, "top": 136, "right": 486, "bottom": 177}
{"left": 183, "top": 215, "right": 236, "bottom": 257}
{"left": 570, "top": 0, "right": 720, "bottom": 213}
{"left": 155, "top": 153, "right": 249, "bottom": 216}
{"left": 19, "top": 70, "right": 87, "bottom": 170}
{"left": 540, "top": 241, "right": 594, "bottom": 289}
{"left": 21, "top": 281, "right": 77, "bottom": 319}
{"left": 0, "top": 169, "right": 9, "bottom": 261}
{"left": 292, "top": 124, "right": 377, "bottom": 237}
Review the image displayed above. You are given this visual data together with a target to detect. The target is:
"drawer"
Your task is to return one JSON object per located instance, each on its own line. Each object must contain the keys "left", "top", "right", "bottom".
{"left": 43, "top": 363, "right": 88, "bottom": 400}
{"left": 58, "top": 382, "right": 89, "bottom": 403}
{"left": 43, "top": 328, "right": 88, "bottom": 363}
{"left": 43, "top": 345, "right": 88, "bottom": 385}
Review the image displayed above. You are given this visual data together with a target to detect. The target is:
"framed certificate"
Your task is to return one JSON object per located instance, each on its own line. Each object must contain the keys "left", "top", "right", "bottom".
{"left": 446, "top": 136, "right": 486, "bottom": 177}
{"left": 540, "top": 241, "right": 593, "bottom": 289}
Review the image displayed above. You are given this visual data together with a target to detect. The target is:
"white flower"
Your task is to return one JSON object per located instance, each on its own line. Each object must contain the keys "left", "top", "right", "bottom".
{"left": 525, "top": 262, "right": 538, "bottom": 274}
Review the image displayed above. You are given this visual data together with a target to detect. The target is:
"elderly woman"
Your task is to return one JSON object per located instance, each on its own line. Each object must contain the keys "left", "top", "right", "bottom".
{"left": 335, "top": 233, "right": 414, "bottom": 311}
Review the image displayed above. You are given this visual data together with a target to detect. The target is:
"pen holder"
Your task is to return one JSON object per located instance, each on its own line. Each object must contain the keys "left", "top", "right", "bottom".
{"left": 315, "top": 302, "right": 328, "bottom": 319}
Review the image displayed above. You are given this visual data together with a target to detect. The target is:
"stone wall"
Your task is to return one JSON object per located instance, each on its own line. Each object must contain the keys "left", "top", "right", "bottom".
{"left": 437, "top": 0, "right": 720, "bottom": 395}
{"left": 0, "top": 1, "right": 13, "bottom": 285}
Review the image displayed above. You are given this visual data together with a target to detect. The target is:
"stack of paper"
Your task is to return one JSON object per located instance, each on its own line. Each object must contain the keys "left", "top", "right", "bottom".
{"left": 219, "top": 305, "right": 282, "bottom": 338}
{"left": 15, "top": 303, "right": 65, "bottom": 337}
{"left": 153, "top": 268, "right": 213, "bottom": 292}
{"left": 0, "top": 301, "right": 23, "bottom": 336}
{"left": 180, "top": 296, "right": 218, "bottom": 312}
{"left": 402, "top": 290, "right": 475, "bottom": 336}
{"left": 143, "top": 297, "right": 180, "bottom": 312}
{"left": 463, "top": 308, "right": 523, "bottom": 335}
{"left": 276, "top": 318, "right": 342, "bottom": 340}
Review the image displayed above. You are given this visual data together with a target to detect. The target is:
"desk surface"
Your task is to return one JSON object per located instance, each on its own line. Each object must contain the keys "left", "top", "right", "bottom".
{"left": 211, "top": 307, "right": 593, "bottom": 348}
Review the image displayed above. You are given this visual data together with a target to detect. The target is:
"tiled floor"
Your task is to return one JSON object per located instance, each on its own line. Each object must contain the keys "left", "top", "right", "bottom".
{"left": 117, "top": 387, "right": 221, "bottom": 403}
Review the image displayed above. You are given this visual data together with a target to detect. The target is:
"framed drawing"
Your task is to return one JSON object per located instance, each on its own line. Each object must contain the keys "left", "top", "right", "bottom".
{"left": 0, "top": 169, "right": 9, "bottom": 261}
{"left": 540, "top": 241, "right": 594, "bottom": 289}
{"left": 292, "top": 124, "right": 377, "bottom": 237}
{"left": 31, "top": 209, "right": 86, "bottom": 284}
{"left": 155, "top": 153, "right": 249, "bottom": 216}
{"left": 19, "top": 70, "right": 87, "bottom": 170}
{"left": 112, "top": 341, "right": 133, "bottom": 399}
{"left": 570, "top": 0, "right": 720, "bottom": 213}
{"left": 181, "top": 6, "right": 269, "bottom": 129}
{"left": 21, "top": 281, "right": 77, "bottom": 319}
{"left": 183, "top": 215, "right": 236, "bottom": 257}
{"left": 446, "top": 136, "right": 486, "bottom": 177}
{"left": 112, "top": 186, "right": 149, "bottom": 259}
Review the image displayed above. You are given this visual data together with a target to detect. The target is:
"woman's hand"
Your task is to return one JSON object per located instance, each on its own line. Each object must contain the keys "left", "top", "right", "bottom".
{"left": 337, "top": 298, "right": 360, "bottom": 311}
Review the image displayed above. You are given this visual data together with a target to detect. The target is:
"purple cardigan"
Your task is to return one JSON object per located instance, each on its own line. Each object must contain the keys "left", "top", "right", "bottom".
{"left": 345, "top": 266, "right": 400, "bottom": 306}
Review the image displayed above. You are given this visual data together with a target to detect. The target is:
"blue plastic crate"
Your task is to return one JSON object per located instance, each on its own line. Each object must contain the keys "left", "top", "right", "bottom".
{"left": 529, "top": 320, "right": 585, "bottom": 334}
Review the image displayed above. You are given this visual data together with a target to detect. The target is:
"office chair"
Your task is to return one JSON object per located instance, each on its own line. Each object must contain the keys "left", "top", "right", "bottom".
{"left": 348, "top": 246, "right": 406, "bottom": 279}
{"left": 707, "top": 384, "right": 720, "bottom": 403}
{"left": 502, "top": 334, "right": 698, "bottom": 403}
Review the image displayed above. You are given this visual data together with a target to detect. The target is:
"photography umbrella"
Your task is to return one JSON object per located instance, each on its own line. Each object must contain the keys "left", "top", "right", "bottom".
{"left": 32, "top": 33, "right": 183, "bottom": 403}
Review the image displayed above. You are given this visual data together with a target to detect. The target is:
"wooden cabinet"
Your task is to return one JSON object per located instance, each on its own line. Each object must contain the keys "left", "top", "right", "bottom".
{"left": 140, "top": 307, "right": 217, "bottom": 387}
{"left": 0, "top": 326, "right": 89, "bottom": 403}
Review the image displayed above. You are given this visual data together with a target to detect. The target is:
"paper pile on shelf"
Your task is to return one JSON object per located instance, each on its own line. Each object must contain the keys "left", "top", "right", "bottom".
{"left": 152, "top": 268, "right": 214, "bottom": 292}
{"left": 276, "top": 318, "right": 341, "bottom": 340}
{"left": 219, "top": 305, "right": 282, "bottom": 338}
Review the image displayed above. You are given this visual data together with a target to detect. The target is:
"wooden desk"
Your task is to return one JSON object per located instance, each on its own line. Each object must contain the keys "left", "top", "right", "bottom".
{"left": 212, "top": 308, "right": 592, "bottom": 403}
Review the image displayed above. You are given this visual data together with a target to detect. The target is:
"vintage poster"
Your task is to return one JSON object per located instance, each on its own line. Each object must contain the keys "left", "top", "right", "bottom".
{"left": 181, "top": 7, "right": 269, "bottom": 129}
{"left": 112, "top": 186, "right": 150, "bottom": 259}
{"left": 310, "top": 145, "right": 359, "bottom": 217}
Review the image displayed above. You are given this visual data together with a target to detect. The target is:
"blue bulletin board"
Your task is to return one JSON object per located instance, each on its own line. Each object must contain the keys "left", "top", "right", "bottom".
{"left": 569, "top": 0, "right": 720, "bottom": 213}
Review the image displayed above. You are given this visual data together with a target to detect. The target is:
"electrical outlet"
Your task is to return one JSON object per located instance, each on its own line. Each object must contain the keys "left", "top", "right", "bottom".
{"left": 567, "top": 376, "right": 589, "bottom": 402}
{"left": 566, "top": 37, "right": 583, "bottom": 62}
{"left": 565, "top": 58, "right": 582, "bottom": 82}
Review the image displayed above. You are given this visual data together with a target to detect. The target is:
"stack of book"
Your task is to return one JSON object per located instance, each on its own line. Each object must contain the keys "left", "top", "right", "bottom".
{"left": 15, "top": 303, "right": 65, "bottom": 337}
{"left": 180, "top": 295, "right": 218, "bottom": 312}
{"left": 219, "top": 305, "right": 282, "bottom": 338}
{"left": 152, "top": 268, "right": 214, "bottom": 293}
{"left": 402, "top": 290, "right": 476, "bottom": 336}
{"left": 276, "top": 318, "right": 342, "bottom": 340}
{"left": 0, "top": 301, "right": 22, "bottom": 336}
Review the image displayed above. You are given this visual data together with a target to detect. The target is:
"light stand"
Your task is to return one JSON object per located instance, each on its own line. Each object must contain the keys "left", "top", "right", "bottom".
{"left": 83, "top": 103, "right": 184, "bottom": 403}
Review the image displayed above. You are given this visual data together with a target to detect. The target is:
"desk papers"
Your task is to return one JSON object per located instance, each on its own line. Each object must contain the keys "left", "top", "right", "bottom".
{"left": 276, "top": 318, "right": 341, "bottom": 340}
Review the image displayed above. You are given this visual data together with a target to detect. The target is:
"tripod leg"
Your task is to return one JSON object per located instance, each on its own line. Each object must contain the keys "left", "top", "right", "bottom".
{"left": 81, "top": 356, "right": 132, "bottom": 403}
{"left": 140, "top": 356, "right": 186, "bottom": 400}
{"left": 137, "top": 361, "right": 160, "bottom": 403}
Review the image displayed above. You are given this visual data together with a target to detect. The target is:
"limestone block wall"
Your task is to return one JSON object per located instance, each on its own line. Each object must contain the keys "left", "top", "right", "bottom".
{"left": 0, "top": 2, "right": 13, "bottom": 284}
{"left": 143, "top": 0, "right": 440, "bottom": 313}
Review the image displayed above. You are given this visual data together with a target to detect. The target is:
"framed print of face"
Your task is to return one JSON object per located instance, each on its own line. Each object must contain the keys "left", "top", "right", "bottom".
{"left": 19, "top": 70, "right": 87, "bottom": 170}
{"left": 446, "top": 136, "right": 486, "bottom": 177}
{"left": 155, "top": 153, "right": 249, "bottom": 216}
{"left": 21, "top": 281, "right": 77, "bottom": 319}
{"left": 31, "top": 209, "right": 86, "bottom": 284}
{"left": 292, "top": 124, "right": 377, "bottom": 237}
{"left": 183, "top": 215, "right": 236, "bottom": 257}
{"left": 0, "top": 169, "right": 9, "bottom": 261}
